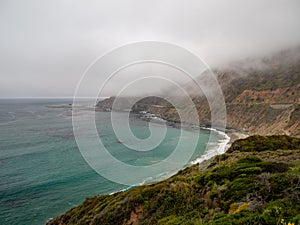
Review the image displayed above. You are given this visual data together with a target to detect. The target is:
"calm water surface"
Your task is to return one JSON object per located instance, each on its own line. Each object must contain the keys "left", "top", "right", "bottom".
{"left": 0, "top": 99, "right": 224, "bottom": 225}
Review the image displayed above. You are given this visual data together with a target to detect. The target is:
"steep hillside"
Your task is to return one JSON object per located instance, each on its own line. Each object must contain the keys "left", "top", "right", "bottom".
{"left": 218, "top": 48, "right": 300, "bottom": 136}
{"left": 97, "top": 47, "right": 300, "bottom": 137}
{"left": 47, "top": 135, "right": 300, "bottom": 225}
{"left": 220, "top": 51, "right": 300, "bottom": 136}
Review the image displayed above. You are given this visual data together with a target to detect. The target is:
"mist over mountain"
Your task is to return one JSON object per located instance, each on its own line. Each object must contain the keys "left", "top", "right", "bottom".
{"left": 97, "top": 46, "right": 300, "bottom": 137}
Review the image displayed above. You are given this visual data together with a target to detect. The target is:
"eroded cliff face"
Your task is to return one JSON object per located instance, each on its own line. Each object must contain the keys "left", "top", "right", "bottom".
{"left": 97, "top": 89, "right": 300, "bottom": 137}
{"left": 97, "top": 48, "right": 300, "bottom": 137}
{"left": 225, "top": 101, "right": 300, "bottom": 137}
{"left": 219, "top": 57, "right": 300, "bottom": 137}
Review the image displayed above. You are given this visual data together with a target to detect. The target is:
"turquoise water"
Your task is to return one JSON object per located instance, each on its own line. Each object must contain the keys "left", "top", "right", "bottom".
{"left": 0, "top": 99, "right": 224, "bottom": 225}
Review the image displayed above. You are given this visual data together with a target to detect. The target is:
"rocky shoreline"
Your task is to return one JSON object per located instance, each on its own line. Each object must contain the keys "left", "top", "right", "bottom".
{"left": 133, "top": 110, "right": 249, "bottom": 166}
{"left": 136, "top": 109, "right": 249, "bottom": 144}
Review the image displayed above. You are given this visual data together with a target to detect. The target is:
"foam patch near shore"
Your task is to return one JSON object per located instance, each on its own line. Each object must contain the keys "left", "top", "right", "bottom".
{"left": 191, "top": 128, "right": 231, "bottom": 165}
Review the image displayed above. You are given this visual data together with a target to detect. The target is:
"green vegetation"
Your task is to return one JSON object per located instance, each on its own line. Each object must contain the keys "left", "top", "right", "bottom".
{"left": 47, "top": 135, "right": 300, "bottom": 225}
{"left": 225, "top": 55, "right": 300, "bottom": 101}
{"left": 228, "top": 135, "right": 300, "bottom": 153}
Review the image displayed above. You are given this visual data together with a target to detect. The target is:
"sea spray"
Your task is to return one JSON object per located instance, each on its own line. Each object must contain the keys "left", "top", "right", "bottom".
{"left": 191, "top": 128, "right": 230, "bottom": 165}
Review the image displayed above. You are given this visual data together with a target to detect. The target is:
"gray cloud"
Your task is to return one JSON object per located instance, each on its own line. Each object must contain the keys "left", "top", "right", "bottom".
{"left": 0, "top": 0, "right": 300, "bottom": 97}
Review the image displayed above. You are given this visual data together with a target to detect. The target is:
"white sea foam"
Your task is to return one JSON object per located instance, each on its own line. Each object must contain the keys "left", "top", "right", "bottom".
{"left": 108, "top": 170, "right": 179, "bottom": 195}
{"left": 191, "top": 128, "right": 230, "bottom": 165}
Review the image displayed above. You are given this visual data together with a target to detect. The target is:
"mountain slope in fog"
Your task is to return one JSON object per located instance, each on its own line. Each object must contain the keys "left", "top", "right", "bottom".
{"left": 97, "top": 47, "right": 300, "bottom": 137}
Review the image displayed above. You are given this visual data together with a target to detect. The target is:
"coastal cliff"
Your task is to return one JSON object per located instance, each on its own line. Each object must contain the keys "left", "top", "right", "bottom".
{"left": 47, "top": 48, "right": 300, "bottom": 224}
{"left": 47, "top": 135, "right": 300, "bottom": 225}
{"left": 97, "top": 47, "right": 300, "bottom": 137}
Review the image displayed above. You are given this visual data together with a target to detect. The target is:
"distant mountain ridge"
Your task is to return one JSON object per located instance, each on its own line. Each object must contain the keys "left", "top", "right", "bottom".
{"left": 97, "top": 47, "right": 300, "bottom": 137}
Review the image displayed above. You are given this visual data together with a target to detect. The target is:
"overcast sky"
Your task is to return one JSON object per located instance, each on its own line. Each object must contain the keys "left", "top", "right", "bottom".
{"left": 1, "top": 0, "right": 300, "bottom": 97}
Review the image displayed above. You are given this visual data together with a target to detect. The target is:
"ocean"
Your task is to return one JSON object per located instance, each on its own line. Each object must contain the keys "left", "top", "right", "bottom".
{"left": 0, "top": 99, "right": 228, "bottom": 225}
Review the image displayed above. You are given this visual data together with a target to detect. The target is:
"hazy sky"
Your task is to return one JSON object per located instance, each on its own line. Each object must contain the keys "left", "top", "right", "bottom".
{"left": 1, "top": 0, "right": 300, "bottom": 97}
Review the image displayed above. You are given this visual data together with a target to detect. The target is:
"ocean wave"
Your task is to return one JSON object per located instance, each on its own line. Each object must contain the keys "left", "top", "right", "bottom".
{"left": 0, "top": 112, "right": 17, "bottom": 125}
{"left": 108, "top": 170, "right": 178, "bottom": 195}
{"left": 191, "top": 128, "right": 230, "bottom": 164}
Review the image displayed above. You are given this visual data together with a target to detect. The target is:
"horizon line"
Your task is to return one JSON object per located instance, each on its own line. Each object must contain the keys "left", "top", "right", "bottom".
{"left": 0, "top": 96, "right": 110, "bottom": 99}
